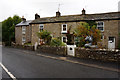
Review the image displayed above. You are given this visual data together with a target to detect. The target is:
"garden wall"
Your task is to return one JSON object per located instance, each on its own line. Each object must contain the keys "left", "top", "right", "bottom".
{"left": 36, "top": 46, "right": 66, "bottom": 56}
{"left": 11, "top": 45, "right": 120, "bottom": 62}
{"left": 75, "top": 48, "right": 120, "bottom": 62}
{"left": 12, "top": 45, "right": 34, "bottom": 51}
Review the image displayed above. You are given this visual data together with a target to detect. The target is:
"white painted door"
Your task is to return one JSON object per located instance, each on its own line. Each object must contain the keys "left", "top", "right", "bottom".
{"left": 67, "top": 45, "right": 76, "bottom": 56}
{"left": 108, "top": 37, "right": 115, "bottom": 49}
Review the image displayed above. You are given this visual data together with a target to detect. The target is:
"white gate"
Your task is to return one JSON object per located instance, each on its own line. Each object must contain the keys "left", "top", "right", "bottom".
{"left": 108, "top": 37, "right": 115, "bottom": 49}
{"left": 67, "top": 45, "right": 76, "bottom": 56}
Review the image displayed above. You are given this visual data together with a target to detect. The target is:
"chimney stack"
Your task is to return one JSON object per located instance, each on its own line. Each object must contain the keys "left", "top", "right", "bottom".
{"left": 82, "top": 8, "right": 86, "bottom": 15}
{"left": 56, "top": 11, "right": 61, "bottom": 17}
{"left": 35, "top": 13, "right": 40, "bottom": 19}
{"left": 21, "top": 16, "right": 26, "bottom": 22}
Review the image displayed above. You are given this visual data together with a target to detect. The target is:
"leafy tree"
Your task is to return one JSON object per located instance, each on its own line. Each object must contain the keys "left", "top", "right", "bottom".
{"left": 37, "top": 30, "right": 52, "bottom": 45}
{"left": 2, "top": 15, "right": 21, "bottom": 46}
{"left": 74, "top": 22, "right": 101, "bottom": 47}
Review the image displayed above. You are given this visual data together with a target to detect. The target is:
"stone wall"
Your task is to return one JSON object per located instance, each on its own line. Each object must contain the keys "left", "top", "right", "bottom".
{"left": 75, "top": 48, "right": 120, "bottom": 62}
{"left": 36, "top": 46, "right": 66, "bottom": 56}
{"left": 36, "top": 46, "right": 120, "bottom": 62}
{"left": 12, "top": 45, "right": 120, "bottom": 62}
{"left": 12, "top": 45, "right": 34, "bottom": 51}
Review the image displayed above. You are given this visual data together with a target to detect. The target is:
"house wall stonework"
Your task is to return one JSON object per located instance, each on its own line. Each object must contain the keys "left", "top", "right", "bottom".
{"left": 31, "top": 22, "right": 84, "bottom": 45}
{"left": 15, "top": 27, "right": 22, "bottom": 45}
{"left": 15, "top": 12, "right": 120, "bottom": 49}
{"left": 15, "top": 25, "right": 31, "bottom": 45}
{"left": 31, "top": 20, "right": 120, "bottom": 49}
{"left": 98, "top": 20, "right": 119, "bottom": 48}
{"left": 31, "top": 24, "right": 40, "bottom": 45}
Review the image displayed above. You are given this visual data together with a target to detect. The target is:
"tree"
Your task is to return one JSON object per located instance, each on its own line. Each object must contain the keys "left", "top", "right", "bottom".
{"left": 74, "top": 22, "right": 101, "bottom": 47}
{"left": 37, "top": 30, "right": 52, "bottom": 45}
{"left": 2, "top": 15, "right": 21, "bottom": 46}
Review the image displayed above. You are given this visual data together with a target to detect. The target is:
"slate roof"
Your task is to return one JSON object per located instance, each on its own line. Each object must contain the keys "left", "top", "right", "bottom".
{"left": 30, "top": 12, "right": 120, "bottom": 24}
{"left": 16, "top": 20, "right": 32, "bottom": 27}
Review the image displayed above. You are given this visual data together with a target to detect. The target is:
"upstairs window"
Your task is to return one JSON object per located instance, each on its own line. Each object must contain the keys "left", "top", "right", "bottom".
{"left": 39, "top": 24, "right": 44, "bottom": 32}
{"left": 22, "top": 26, "right": 26, "bottom": 34}
{"left": 61, "top": 24, "right": 67, "bottom": 33}
{"left": 97, "top": 22, "right": 104, "bottom": 31}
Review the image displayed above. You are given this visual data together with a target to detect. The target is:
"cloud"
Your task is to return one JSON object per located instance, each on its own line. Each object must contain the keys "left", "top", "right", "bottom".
{"left": 0, "top": 0, "right": 119, "bottom": 21}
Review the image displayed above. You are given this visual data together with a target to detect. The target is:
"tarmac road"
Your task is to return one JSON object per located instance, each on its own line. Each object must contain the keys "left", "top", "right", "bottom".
{"left": 1, "top": 47, "right": 120, "bottom": 79}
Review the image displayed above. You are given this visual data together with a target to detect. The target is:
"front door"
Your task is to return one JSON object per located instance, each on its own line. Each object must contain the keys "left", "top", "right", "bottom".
{"left": 108, "top": 37, "right": 115, "bottom": 49}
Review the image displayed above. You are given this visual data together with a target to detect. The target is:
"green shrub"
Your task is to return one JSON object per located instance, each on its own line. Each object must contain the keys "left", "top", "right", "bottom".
{"left": 24, "top": 43, "right": 32, "bottom": 46}
{"left": 50, "top": 38, "right": 66, "bottom": 46}
{"left": 37, "top": 30, "right": 52, "bottom": 45}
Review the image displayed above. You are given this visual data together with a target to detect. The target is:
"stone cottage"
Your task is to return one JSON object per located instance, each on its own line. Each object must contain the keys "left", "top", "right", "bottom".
{"left": 15, "top": 16, "right": 32, "bottom": 45}
{"left": 16, "top": 9, "right": 120, "bottom": 49}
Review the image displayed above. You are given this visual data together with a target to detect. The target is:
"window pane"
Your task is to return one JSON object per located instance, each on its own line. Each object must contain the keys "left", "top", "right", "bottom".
{"left": 40, "top": 25, "right": 44, "bottom": 31}
{"left": 22, "top": 37, "right": 26, "bottom": 41}
{"left": 22, "top": 26, "right": 26, "bottom": 30}
{"left": 63, "top": 25, "right": 66, "bottom": 31}
{"left": 98, "top": 27, "right": 103, "bottom": 30}
{"left": 97, "top": 22, "right": 104, "bottom": 31}
{"left": 63, "top": 37, "right": 67, "bottom": 43}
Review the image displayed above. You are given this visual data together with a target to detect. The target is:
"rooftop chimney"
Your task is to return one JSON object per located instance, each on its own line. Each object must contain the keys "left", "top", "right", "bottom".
{"left": 21, "top": 16, "right": 26, "bottom": 22}
{"left": 82, "top": 8, "right": 86, "bottom": 15}
{"left": 35, "top": 13, "right": 40, "bottom": 19}
{"left": 56, "top": 11, "right": 61, "bottom": 17}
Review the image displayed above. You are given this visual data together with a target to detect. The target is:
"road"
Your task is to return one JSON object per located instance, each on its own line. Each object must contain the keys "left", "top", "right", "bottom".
{"left": 1, "top": 47, "right": 120, "bottom": 79}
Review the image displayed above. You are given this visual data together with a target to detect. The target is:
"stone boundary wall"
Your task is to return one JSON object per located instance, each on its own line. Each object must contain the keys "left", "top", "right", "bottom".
{"left": 36, "top": 46, "right": 66, "bottom": 56}
{"left": 12, "top": 45, "right": 34, "bottom": 51}
{"left": 11, "top": 45, "right": 120, "bottom": 62}
{"left": 75, "top": 48, "right": 120, "bottom": 62}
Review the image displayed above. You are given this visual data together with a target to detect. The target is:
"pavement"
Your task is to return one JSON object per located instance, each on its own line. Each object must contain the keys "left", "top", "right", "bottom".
{"left": 1, "top": 46, "right": 120, "bottom": 79}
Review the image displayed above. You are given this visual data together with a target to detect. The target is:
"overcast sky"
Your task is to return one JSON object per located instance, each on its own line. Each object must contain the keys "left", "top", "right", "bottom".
{"left": 0, "top": 0, "right": 120, "bottom": 22}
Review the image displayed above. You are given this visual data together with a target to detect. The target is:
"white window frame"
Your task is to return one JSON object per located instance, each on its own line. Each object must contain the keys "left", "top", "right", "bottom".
{"left": 61, "top": 24, "right": 67, "bottom": 33}
{"left": 97, "top": 21, "right": 104, "bottom": 32}
{"left": 39, "top": 24, "right": 44, "bottom": 32}
{"left": 22, "top": 37, "right": 26, "bottom": 45}
{"left": 22, "top": 26, "right": 26, "bottom": 34}
{"left": 62, "top": 36, "right": 67, "bottom": 43}
{"left": 22, "top": 37, "right": 26, "bottom": 42}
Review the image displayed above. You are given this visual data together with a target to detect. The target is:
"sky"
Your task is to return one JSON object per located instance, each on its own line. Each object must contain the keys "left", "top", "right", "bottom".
{"left": 0, "top": 0, "right": 120, "bottom": 22}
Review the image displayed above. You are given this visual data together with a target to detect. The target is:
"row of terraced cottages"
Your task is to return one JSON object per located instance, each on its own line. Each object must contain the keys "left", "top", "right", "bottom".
{"left": 15, "top": 9, "right": 120, "bottom": 49}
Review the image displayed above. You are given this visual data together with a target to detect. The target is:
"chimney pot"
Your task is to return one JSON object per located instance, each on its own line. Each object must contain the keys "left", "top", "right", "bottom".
{"left": 82, "top": 8, "right": 86, "bottom": 15}
{"left": 56, "top": 11, "right": 61, "bottom": 17}
{"left": 35, "top": 13, "right": 40, "bottom": 19}
{"left": 21, "top": 16, "right": 26, "bottom": 22}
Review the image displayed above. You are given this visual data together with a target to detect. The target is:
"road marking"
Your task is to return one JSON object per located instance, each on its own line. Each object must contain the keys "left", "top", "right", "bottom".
{"left": 36, "top": 54, "right": 120, "bottom": 73}
{"left": 0, "top": 63, "right": 17, "bottom": 80}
